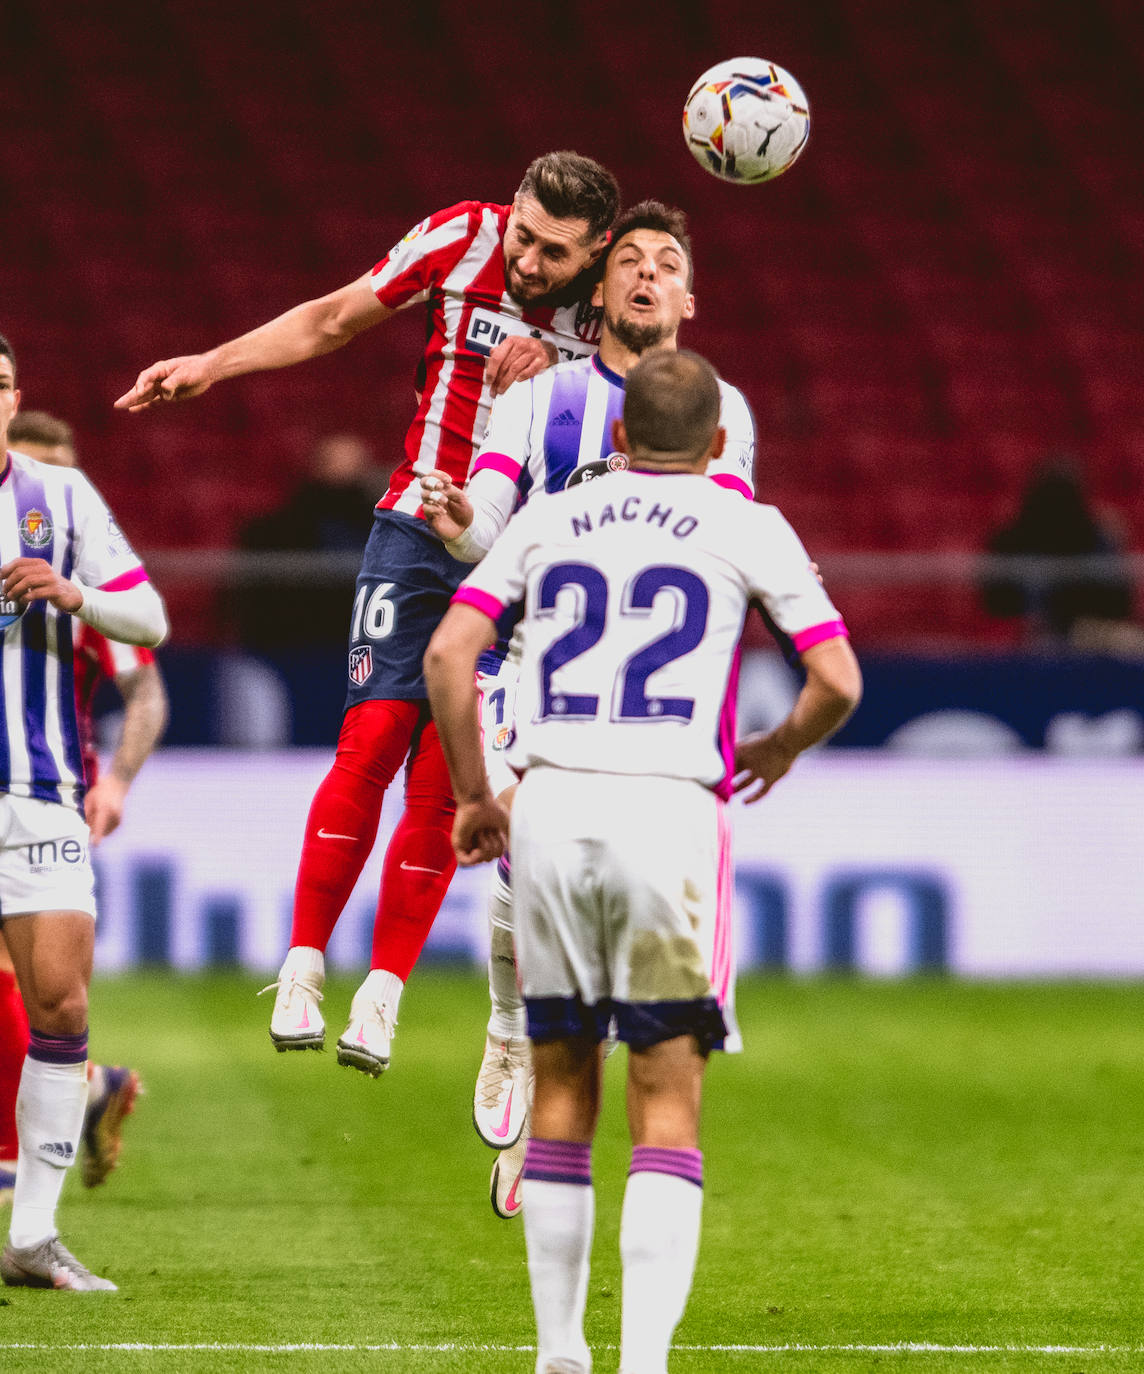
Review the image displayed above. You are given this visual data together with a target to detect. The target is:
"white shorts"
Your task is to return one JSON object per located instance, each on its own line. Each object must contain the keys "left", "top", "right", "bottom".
{"left": 0, "top": 793, "right": 97, "bottom": 920}
{"left": 476, "top": 659, "right": 520, "bottom": 800}
{"left": 511, "top": 767, "right": 739, "bottom": 1052}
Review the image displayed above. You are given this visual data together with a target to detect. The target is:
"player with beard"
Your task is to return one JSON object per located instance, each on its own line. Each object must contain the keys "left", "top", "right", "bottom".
{"left": 419, "top": 201, "right": 754, "bottom": 1216}
{"left": 116, "top": 153, "right": 620, "bottom": 1077}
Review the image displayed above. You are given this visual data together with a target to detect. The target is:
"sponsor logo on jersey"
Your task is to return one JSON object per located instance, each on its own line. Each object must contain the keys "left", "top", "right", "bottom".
{"left": 402, "top": 216, "right": 430, "bottom": 244}
{"left": 0, "top": 596, "right": 26, "bottom": 630}
{"left": 492, "top": 726, "right": 515, "bottom": 752}
{"left": 463, "top": 307, "right": 597, "bottom": 364}
{"left": 348, "top": 646, "right": 373, "bottom": 686}
{"left": 18, "top": 509, "right": 52, "bottom": 548}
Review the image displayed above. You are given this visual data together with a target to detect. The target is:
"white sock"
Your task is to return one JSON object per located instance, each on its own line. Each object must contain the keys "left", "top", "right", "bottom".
{"left": 10, "top": 1056, "right": 89, "bottom": 1248}
{"left": 619, "top": 1166, "right": 704, "bottom": 1374}
{"left": 523, "top": 1176, "right": 595, "bottom": 1373}
{"left": 487, "top": 876, "right": 525, "bottom": 1040}
{"left": 281, "top": 945, "right": 325, "bottom": 983}
{"left": 358, "top": 967, "right": 403, "bottom": 1015}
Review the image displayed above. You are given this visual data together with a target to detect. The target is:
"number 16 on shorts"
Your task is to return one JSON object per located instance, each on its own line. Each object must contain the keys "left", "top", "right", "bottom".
{"left": 347, "top": 581, "right": 394, "bottom": 686}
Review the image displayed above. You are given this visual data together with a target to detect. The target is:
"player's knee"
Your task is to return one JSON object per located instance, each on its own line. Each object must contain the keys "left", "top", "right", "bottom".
{"left": 28, "top": 981, "right": 88, "bottom": 1036}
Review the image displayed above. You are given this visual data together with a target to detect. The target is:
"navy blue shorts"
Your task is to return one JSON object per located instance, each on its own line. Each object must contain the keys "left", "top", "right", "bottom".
{"left": 344, "top": 509, "right": 471, "bottom": 710}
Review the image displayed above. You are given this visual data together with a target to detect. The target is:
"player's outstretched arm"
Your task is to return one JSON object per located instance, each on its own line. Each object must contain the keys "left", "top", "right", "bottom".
{"left": 85, "top": 663, "right": 169, "bottom": 845}
{"left": 424, "top": 602, "right": 509, "bottom": 865}
{"left": 114, "top": 273, "right": 394, "bottom": 412}
{"left": 734, "top": 636, "right": 862, "bottom": 803}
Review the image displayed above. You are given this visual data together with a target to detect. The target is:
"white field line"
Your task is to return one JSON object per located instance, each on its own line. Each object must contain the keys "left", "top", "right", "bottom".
{"left": 0, "top": 1342, "right": 1139, "bottom": 1355}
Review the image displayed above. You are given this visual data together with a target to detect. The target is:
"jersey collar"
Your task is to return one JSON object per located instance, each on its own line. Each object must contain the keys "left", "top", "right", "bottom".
{"left": 591, "top": 354, "right": 626, "bottom": 388}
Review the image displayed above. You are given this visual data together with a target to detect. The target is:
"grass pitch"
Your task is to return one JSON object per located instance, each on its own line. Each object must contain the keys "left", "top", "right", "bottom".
{"left": 2, "top": 971, "right": 1143, "bottom": 1372}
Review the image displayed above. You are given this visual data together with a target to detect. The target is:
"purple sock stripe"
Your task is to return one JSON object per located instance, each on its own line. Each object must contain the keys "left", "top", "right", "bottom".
{"left": 630, "top": 1145, "right": 704, "bottom": 1189}
{"left": 523, "top": 1137, "right": 592, "bottom": 1186}
{"left": 28, "top": 1027, "right": 89, "bottom": 1066}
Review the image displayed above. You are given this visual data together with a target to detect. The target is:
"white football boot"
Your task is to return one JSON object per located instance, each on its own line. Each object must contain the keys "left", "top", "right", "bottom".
{"left": 1, "top": 1234, "right": 116, "bottom": 1291}
{"left": 489, "top": 1117, "right": 527, "bottom": 1220}
{"left": 261, "top": 947, "right": 326, "bottom": 1051}
{"left": 473, "top": 1032, "right": 531, "bottom": 1148}
{"left": 336, "top": 972, "right": 398, "bottom": 1077}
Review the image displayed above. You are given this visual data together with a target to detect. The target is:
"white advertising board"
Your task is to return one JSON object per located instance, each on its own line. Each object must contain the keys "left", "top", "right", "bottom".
{"left": 89, "top": 751, "right": 1144, "bottom": 978}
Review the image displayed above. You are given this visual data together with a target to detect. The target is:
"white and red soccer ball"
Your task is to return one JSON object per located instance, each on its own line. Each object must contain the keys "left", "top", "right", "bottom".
{"left": 682, "top": 58, "right": 810, "bottom": 184}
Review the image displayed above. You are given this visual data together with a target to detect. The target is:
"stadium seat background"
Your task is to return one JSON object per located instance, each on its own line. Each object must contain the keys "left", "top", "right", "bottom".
{"left": 2, "top": 0, "right": 1140, "bottom": 647}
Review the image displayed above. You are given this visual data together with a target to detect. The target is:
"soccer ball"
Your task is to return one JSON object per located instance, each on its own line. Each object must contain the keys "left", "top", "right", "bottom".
{"left": 682, "top": 57, "right": 810, "bottom": 184}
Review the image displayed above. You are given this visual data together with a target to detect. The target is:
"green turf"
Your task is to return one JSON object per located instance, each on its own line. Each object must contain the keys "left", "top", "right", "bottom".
{"left": 2, "top": 971, "right": 1143, "bottom": 1372}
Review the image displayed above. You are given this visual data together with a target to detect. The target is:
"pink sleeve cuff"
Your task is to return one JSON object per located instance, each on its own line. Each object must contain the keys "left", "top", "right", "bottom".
{"left": 710, "top": 472, "right": 753, "bottom": 499}
{"left": 471, "top": 452, "right": 522, "bottom": 482}
{"left": 451, "top": 586, "right": 504, "bottom": 621}
{"left": 792, "top": 619, "right": 849, "bottom": 653}
{"left": 99, "top": 567, "right": 149, "bottom": 592}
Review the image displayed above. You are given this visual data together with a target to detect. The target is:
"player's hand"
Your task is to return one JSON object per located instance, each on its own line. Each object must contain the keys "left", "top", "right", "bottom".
{"left": 420, "top": 470, "right": 475, "bottom": 542}
{"left": 0, "top": 558, "right": 82, "bottom": 613}
{"left": 731, "top": 729, "right": 800, "bottom": 804}
{"left": 452, "top": 796, "right": 510, "bottom": 866}
{"left": 114, "top": 354, "right": 215, "bottom": 412}
{"left": 84, "top": 775, "right": 129, "bottom": 845}
{"left": 484, "top": 335, "right": 558, "bottom": 397}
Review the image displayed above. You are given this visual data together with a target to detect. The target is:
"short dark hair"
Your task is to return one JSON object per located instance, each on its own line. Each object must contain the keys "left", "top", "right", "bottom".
{"left": 8, "top": 410, "right": 75, "bottom": 452}
{"left": 517, "top": 151, "right": 620, "bottom": 242}
{"left": 623, "top": 350, "right": 720, "bottom": 463}
{"left": 606, "top": 200, "right": 694, "bottom": 288}
{"left": 0, "top": 334, "right": 15, "bottom": 378}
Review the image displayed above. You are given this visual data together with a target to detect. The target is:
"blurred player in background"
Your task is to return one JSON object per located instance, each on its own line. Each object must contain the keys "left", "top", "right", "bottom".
{"left": 425, "top": 349, "right": 861, "bottom": 1374}
{"left": 0, "top": 410, "right": 169, "bottom": 1208}
{"left": 420, "top": 201, "right": 755, "bottom": 1217}
{"left": 0, "top": 336, "right": 168, "bottom": 1291}
{"left": 116, "top": 152, "right": 620, "bottom": 1078}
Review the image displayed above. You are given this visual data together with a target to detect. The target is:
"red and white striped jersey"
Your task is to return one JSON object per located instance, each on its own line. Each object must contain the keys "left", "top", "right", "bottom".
{"left": 73, "top": 626, "right": 155, "bottom": 787}
{"left": 370, "top": 201, "right": 603, "bottom": 517}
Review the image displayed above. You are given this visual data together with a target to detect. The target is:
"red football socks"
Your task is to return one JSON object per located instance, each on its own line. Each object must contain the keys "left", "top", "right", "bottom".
{"left": 371, "top": 718, "right": 457, "bottom": 979}
{"left": 289, "top": 699, "right": 423, "bottom": 951}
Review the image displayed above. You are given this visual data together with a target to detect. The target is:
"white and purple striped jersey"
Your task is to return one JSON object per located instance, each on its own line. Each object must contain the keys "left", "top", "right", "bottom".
{"left": 370, "top": 201, "right": 603, "bottom": 517}
{"left": 0, "top": 450, "right": 152, "bottom": 811}
{"left": 453, "top": 470, "right": 846, "bottom": 797}
{"left": 455, "top": 354, "right": 755, "bottom": 557}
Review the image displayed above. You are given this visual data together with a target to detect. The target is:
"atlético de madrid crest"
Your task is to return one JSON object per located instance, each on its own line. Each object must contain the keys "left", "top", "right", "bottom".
{"left": 348, "top": 646, "right": 373, "bottom": 686}
{"left": 19, "top": 509, "right": 52, "bottom": 548}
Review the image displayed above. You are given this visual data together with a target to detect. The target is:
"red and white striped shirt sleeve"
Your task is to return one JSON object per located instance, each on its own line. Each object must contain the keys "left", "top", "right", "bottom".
{"left": 370, "top": 202, "right": 482, "bottom": 311}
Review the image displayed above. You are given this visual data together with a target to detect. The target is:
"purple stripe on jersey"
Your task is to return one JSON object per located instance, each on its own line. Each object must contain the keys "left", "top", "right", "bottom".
{"left": 56, "top": 479, "right": 84, "bottom": 805}
{"left": 17, "top": 469, "right": 62, "bottom": 805}
{"left": 543, "top": 367, "right": 593, "bottom": 492}
{"left": 452, "top": 586, "right": 504, "bottom": 621}
{"left": 496, "top": 851, "right": 512, "bottom": 885}
{"left": 524, "top": 1137, "right": 592, "bottom": 1186}
{"left": 28, "top": 1027, "right": 88, "bottom": 1065}
{"left": 710, "top": 472, "right": 753, "bottom": 499}
{"left": 714, "top": 644, "right": 743, "bottom": 802}
{"left": 471, "top": 451, "right": 523, "bottom": 483}
{"left": 596, "top": 373, "right": 626, "bottom": 464}
{"left": 792, "top": 619, "right": 849, "bottom": 653}
{"left": 630, "top": 1145, "right": 704, "bottom": 1189}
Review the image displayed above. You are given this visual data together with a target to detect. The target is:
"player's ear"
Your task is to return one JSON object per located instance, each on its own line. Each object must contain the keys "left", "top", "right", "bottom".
{"left": 681, "top": 293, "right": 696, "bottom": 321}
{"left": 586, "top": 231, "right": 609, "bottom": 267}
{"left": 612, "top": 418, "right": 630, "bottom": 454}
{"left": 708, "top": 426, "right": 726, "bottom": 460}
{"left": 591, "top": 277, "right": 605, "bottom": 309}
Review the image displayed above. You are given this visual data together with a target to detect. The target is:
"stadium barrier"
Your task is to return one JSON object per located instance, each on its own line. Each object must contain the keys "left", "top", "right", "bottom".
{"left": 91, "top": 751, "right": 1144, "bottom": 978}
